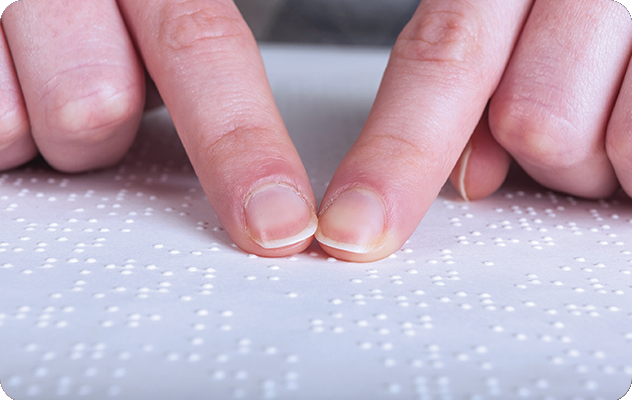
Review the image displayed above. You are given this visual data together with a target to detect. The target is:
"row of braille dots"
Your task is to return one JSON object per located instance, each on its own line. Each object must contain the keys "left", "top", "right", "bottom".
{"left": 568, "top": 219, "right": 627, "bottom": 246}
{"left": 511, "top": 190, "right": 578, "bottom": 204}
{"left": 117, "top": 159, "right": 193, "bottom": 174}
{"left": 384, "top": 356, "right": 630, "bottom": 396}
{"left": 443, "top": 203, "right": 483, "bottom": 230}
{"left": 0, "top": 232, "right": 111, "bottom": 262}
{"left": 468, "top": 376, "right": 600, "bottom": 399}
{"left": 378, "top": 345, "right": 494, "bottom": 387}
{"left": 455, "top": 233, "right": 534, "bottom": 247}
{"left": 76, "top": 302, "right": 234, "bottom": 331}
{"left": 391, "top": 248, "right": 457, "bottom": 265}
{"left": 356, "top": 283, "right": 505, "bottom": 309}
{"left": 563, "top": 256, "right": 632, "bottom": 292}
{"left": 310, "top": 306, "right": 432, "bottom": 337}
{"left": 0, "top": 305, "right": 163, "bottom": 330}
{"left": 19, "top": 341, "right": 129, "bottom": 369}
{"left": 1, "top": 182, "right": 71, "bottom": 207}
{"left": 103, "top": 259, "right": 216, "bottom": 280}
{"left": 73, "top": 187, "right": 208, "bottom": 225}
{"left": 553, "top": 221, "right": 626, "bottom": 244}
{"left": 24, "top": 342, "right": 130, "bottom": 361}
{"left": 0, "top": 305, "right": 73, "bottom": 329}
{"left": 341, "top": 289, "right": 612, "bottom": 333}
{"left": 520, "top": 268, "right": 628, "bottom": 297}
{"left": 317, "top": 289, "right": 626, "bottom": 338}
{"left": 210, "top": 372, "right": 300, "bottom": 399}
{"left": 4, "top": 379, "right": 123, "bottom": 397}
{"left": 151, "top": 241, "right": 224, "bottom": 256}
{"left": 588, "top": 208, "right": 631, "bottom": 222}
{"left": 43, "top": 273, "right": 213, "bottom": 302}
{"left": 2, "top": 177, "right": 69, "bottom": 187}
{"left": 3, "top": 173, "right": 69, "bottom": 186}
{"left": 388, "top": 375, "right": 511, "bottom": 397}
{"left": 316, "top": 291, "right": 552, "bottom": 337}
{"left": 345, "top": 250, "right": 458, "bottom": 282}
{"left": 209, "top": 338, "right": 300, "bottom": 398}
{"left": 551, "top": 349, "right": 632, "bottom": 373}
{"left": 488, "top": 219, "right": 548, "bottom": 233}
{"left": 236, "top": 264, "right": 305, "bottom": 298}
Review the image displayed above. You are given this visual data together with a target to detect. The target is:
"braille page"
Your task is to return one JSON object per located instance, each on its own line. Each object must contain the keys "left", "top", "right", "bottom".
{"left": 1, "top": 44, "right": 631, "bottom": 400}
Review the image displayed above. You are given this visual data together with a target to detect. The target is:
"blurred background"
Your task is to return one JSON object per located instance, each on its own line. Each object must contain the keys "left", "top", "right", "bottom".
{"left": 1, "top": 1, "right": 629, "bottom": 47}
{"left": 234, "top": 0, "right": 421, "bottom": 46}
{"left": 0, "top": 1, "right": 421, "bottom": 46}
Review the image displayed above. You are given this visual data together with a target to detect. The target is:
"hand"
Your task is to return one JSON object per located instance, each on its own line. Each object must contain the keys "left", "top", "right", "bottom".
{"left": 3, "top": 1, "right": 630, "bottom": 264}
{"left": 0, "top": 0, "right": 318, "bottom": 257}
{"left": 315, "top": 0, "right": 632, "bottom": 261}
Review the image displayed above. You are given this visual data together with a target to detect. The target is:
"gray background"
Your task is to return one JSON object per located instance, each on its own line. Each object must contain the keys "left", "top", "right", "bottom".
{"left": 235, "top": 0, "right": 420, "bottom": 45}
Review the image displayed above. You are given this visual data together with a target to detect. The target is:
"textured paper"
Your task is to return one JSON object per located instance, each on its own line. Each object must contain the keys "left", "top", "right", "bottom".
{"left": 1, "top": 45, "right": 631, "bottom": 400}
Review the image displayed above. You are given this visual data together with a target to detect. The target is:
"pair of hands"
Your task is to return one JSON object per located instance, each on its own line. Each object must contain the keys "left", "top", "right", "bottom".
{"left": 1, "top": 0, "right": 630, "bottom": 262}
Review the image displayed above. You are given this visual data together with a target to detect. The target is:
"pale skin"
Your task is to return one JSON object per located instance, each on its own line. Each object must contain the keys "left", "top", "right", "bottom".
{"left": 1, "top": 0, "right": 631, "bottom": 262}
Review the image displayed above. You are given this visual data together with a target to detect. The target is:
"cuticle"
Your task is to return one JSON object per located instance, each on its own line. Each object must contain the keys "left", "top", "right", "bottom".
{"left": 318, "top": 185, "right": 385, "bottom": 217}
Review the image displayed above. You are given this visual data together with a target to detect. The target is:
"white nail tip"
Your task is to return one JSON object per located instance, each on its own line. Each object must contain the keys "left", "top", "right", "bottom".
{"left": 314, "top": 230, "right": 373, "bottom": 254}
{"left": 255, "top": 213, "right": 318, "bottom": 249}
{"left": 457, "top": 141, "right": 472, "bottom": 202}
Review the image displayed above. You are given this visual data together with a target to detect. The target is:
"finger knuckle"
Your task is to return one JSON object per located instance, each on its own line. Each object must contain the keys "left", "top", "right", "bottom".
{"left": 44, "top": 76, "right": 142, "bottom": 146}
{"left": 606, "top": 126, "right": 632, "bottom": 170}
{"left": 489, "top": 98, "right": 587, "bottom": 169}
{"left": 0, "top": 93, "right": 29, "bottom": 150}
{"left": 392, "top": 1, "right": 483, "bottom": 67}
{"left": 158, "top": 0, "right": 248, "bottom": 53}
{"left": 0, "top": 91, "right": 34, "bottom": 170}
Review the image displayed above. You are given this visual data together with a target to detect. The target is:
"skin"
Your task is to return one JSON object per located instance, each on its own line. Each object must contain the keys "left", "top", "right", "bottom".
{"left": 0, "top": 0, "right": 631, "bottom": 262}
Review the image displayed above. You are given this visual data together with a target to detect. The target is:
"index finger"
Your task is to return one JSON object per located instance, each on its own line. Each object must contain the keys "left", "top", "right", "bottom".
{"left": 316, "top": 0, "right": 533, "bottom": 262}
{"left": 117, "top": 0, "right": 317, "bottom": 256}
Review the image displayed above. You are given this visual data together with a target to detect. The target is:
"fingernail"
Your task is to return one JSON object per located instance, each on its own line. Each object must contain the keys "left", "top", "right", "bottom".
{"left": 455, "top": 140, "right": 472, "bottom": 202}
{"left": 315, "top": 188, "right": 386, "bottom": 254}
{"left": 245, "top": 183, "right": 317, "bottom": 249}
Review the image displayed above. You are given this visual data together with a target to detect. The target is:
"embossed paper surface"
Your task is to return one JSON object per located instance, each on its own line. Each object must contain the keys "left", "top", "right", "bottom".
{"left": 1, "top": 45, "right": 631, "bottom": 400}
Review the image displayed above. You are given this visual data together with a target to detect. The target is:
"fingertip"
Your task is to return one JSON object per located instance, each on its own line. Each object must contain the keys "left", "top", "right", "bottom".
{"left": 315, "top": 187, "right": 408, "bottom": 263}
{"left": 316, "top": 227, "right": 404, "bottom": 263}
{"left": 242, "top": 236, "right": 315, "bottom": 259}
{"left": 244, "top": 182, "right": 318, "bottom": 250}
{"left": 221, "top": 180, "right": 317, "bottom": 258}
{"left": 450, "top": 111, "right": 512, "bottom": 201}
{"left": 316, "top": 188, "right": 386, "bottom": 253}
